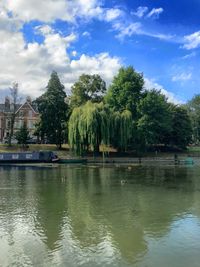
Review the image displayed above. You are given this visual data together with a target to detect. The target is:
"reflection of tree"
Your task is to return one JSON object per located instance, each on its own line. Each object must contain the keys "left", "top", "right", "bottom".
{"left": 0, "top": 164, "right": 199, "bottom": 265}
{"left": 66, "top": 166, "right": 147, "bottom": 263}
{"left": 34, "top": 167, "right": 68, "bottom": 250}
{"left": 66, "top": 165, "right": 195, "bottom": 264}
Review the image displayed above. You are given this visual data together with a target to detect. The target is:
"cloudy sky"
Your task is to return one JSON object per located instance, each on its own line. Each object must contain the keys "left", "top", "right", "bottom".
{"left": 0, "top": 0, "right": 200, "bottom": 103}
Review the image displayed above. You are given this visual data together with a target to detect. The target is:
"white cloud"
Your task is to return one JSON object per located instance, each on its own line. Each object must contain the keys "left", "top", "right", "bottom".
{"left": 132, "top": 6, "right": 148, "bottom": 18}
{"left": 144, "top": 78, "right": 182, "bottom": 104}
{"left": 104, "top": 8, "right": 123, "bottom": 22}
{"left": 0, "top": 3, "right": 23, "bottom": 31}
{"left": 183, "top": 31, "right": 200, "bottom": 50}
{"left": 181, "top": 52, "right": 196, "bottom": 59}
{"left": 142, "top": 31, "right": 174, "bottom": 41}
{"left": 113, "top": 22, "right": 142, "bottom": 40}
{"left": 3, "top": 0, "right": 104, "bottom": 23}
{"left": 82, "top": 31, "right": 91, "bottom": 38}
{"left": 172, "top": 72, "right": 192, "bottom": 82}
{"left": 113, "top": 21, "right": 173, "bottom": 42}
{"left": 146, "top": 8, "right": 164, "bottom": 19}
{"left": 35, "top": 25, "right": 54, "bottom": 35}
{"left": 0, "top": 24, "right": 121, "bottom": 97}
{"left": 71, "top": 50, "right": 77, "bottom": 57}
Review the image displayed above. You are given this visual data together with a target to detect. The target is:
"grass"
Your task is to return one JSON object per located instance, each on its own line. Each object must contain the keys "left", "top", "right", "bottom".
{"left": 187, "top": 146, "right": 200, "bottom": 152}
{"left": 0, "top": 143, "right": 198, "bottom": 158}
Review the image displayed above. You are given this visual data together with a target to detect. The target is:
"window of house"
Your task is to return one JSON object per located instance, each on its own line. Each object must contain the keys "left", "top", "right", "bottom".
{"left": 28, "top": 120, "right": 34, "bottom": 128}
{"left": 29, "top": 110, "right": 33, "bottom": 117}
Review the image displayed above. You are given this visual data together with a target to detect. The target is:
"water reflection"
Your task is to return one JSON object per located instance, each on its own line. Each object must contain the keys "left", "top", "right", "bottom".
{"left": 0, "top": 165, "right": 200, "bottom": 266}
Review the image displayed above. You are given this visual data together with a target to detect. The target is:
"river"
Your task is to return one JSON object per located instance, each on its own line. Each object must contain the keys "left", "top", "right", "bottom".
{"left": 0, "top": 164, "right": 200, "bottom": 267}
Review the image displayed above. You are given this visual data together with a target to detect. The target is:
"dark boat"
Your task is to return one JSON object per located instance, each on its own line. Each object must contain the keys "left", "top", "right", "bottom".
{"left": 0, "top": 151, "right": 59, "bottom": 164}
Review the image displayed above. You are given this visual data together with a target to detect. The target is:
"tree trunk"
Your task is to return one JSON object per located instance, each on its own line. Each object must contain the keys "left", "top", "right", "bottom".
{"left": 8, "top": 115, "right": 15, "bottom": 146}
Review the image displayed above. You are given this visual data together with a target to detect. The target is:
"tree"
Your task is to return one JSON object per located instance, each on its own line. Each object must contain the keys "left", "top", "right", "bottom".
{"left": 110, "top": 110, "right": 133, "bottom": 151}
{"left": 137, "top": 90, "right": 171, "bottom": 146}
{"left": 68, "top": 102, "right": 110, "bottom": 155}
{"left": 8, "top": 82, "right": 20, "bottom": 146}
{"left": 36, "top": 71, "right": 68, "bottom": 148}
{"left": 187, "top": 95, "right": 200, "bottom": 144}
{"left": 168, "top": 105, "right": 192, "bottom": 149}
{"left": 105, "top": 66, "right": 144, "bottom": 117}
{"left": 68, "top": 101, "right": 132, "bottom": 155}
{"left": 70, "top": 74, "right": 106, "bottom": 108}
{"left": 15, "top": 123, "right": 29, "bottom": 147}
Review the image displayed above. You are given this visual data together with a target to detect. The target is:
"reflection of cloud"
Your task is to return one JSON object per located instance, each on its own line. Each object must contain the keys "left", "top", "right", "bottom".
{"left": 0, "top": 165, "right": 196, "bottom": 266}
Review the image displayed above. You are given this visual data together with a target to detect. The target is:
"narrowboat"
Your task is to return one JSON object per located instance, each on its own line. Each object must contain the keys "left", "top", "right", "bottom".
{"left": 0, "top": 151, "right": 59, "bottom": 164}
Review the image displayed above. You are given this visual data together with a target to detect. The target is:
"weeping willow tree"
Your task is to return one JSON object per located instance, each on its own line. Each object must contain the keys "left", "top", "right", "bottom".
{"left": 111, "top": 110, "right": 133, "bottom": 151}
{"left": 68, "top": 101, "right": 133, "bottom": 155}
{"left": 68, "top": 101, "right": 110, "bottom": 155}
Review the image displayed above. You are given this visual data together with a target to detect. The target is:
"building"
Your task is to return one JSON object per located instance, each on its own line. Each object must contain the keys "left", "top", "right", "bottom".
{"left": 0, "top": 97, "right": 39, "bottom": 142}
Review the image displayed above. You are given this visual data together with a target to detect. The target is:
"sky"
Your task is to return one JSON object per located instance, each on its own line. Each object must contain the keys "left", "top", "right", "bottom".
{"left": 1, "top": 0, "right": 200, "bottom": 103}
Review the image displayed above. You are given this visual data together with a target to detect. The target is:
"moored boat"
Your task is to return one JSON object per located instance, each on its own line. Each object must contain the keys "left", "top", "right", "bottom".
{"left": 0, "top": 151, "right": 59, "bottom": 164}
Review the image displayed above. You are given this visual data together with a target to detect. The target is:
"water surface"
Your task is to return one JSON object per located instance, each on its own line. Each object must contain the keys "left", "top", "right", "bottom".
{"left": 0, "top": 164, "right": 200, "bottom": 267}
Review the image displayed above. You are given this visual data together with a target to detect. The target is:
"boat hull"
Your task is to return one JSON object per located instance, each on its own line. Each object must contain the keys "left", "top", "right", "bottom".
{"left": 0, "top": 151, "right": 59, "bottom": 164}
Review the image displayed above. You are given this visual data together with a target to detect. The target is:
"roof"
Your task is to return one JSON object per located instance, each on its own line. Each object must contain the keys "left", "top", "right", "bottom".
{"left": 0, "top": 102, "right": 38, "bottom": 113}
{"left": 0, "top": 103, "right": 21, "bottom": 113}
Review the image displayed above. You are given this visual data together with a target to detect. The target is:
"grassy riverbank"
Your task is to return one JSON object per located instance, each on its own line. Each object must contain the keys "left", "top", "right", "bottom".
{"left": 0, "top": 144, "right": 197, "bottom": 158}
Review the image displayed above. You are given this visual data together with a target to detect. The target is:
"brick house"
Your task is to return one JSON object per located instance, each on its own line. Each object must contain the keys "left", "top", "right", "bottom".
{"left": 0, "top": 97, "right": 39, "bottom": 142}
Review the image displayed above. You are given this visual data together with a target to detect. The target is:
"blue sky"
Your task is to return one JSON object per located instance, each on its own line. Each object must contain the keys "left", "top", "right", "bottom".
{"left": 1, "top": 0, "right": 200, "bottom": 103}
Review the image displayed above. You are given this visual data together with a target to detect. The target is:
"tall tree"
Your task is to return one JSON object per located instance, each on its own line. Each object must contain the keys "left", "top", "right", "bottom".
{"left": 68, "top": 101, "right": 132, "bottom": 155}
{"left": 187, "top": 95, "right": 200, "bottom": 144}
{"left": 137, "top": 90, "right": 171, "bottom": 146}
{"left": 70, "top": 74, "right": 106, "bottom": 108}
{"left": 36, "top": 71, "right": 68, "bottom": 148}
{"left": 8, "top": 82, "right": 20, "bottom": 146}
{"left": 168, "top": 105, "right": 192, "bottom": 149}
{"left": 105, "top": 66, "right": 144, "bottom": 117}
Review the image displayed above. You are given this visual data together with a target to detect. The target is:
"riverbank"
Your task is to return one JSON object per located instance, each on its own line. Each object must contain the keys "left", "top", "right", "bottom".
{"left": 0, "top": 144, "right": 199, "bottom": 164}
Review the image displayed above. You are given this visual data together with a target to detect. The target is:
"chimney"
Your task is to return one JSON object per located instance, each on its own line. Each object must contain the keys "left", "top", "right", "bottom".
{"left": 26, "top": 96, "right": 32, "bottom": 104}
{"left": 5, "top": 97, "right": 10, "bottom": 111}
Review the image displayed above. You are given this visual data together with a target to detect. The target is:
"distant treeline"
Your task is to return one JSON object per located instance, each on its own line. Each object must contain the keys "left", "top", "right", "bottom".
{"left": 34, "top": 67, "right": 195, "bottom": 154}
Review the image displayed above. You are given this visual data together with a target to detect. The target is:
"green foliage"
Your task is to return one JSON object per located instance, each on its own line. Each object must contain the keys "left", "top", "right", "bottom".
{"left": 15, "top": 123, "right": 29, "bottom": 146}
{"left": 137, "top": 90, "right": 171, "bottom": 146}
{"left": 111, "top": 110, "right": 133, "bottom": 151}
{"left": 70, "top": 74, "right": 106, "bottom": 108}
{"left": 68, "top": 101, "right": 132, "bottom": 155}
{"left": 168, "top": 105, "right": 192, "bottom": 149}
{"left": 36, "top": 71, "right": 68, "bottom": 148}
{"left": 68, "top": 102, "right": 109, "bottom": 155}
{"left": 105, "top": 66, "right": 144, "bottom": 117}
{"left": 187, "top": 95, "right": 200, "bottom": 144}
